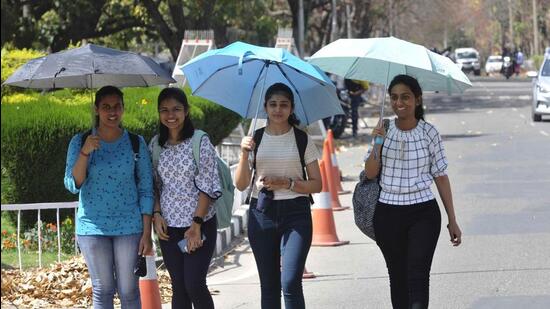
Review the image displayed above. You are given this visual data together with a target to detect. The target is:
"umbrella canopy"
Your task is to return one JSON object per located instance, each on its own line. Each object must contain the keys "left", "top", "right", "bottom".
{"left": 3, "top": 44, "right": 175, "bottom": 89}
{"left": 181, "top": 41, "right": 343, "bottom": 126}
{"left": 308, "top": 36, "right": 472, "bottom": 94}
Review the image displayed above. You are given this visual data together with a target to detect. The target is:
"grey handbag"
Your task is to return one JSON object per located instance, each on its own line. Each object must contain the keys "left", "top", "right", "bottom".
{"left": 352, "top": 119, "right": 389, "bottom": 241}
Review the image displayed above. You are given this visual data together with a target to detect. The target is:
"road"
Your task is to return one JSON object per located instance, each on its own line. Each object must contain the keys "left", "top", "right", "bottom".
{"left": 168, "top": 77, "right": 550, "bottom": 308}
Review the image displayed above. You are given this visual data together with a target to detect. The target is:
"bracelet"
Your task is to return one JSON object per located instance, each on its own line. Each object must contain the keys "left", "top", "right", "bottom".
{"left": 80, "top": 150, "right": 90, "bottom": 157}
{"left": 288, "top": 178, "right": 295, "bottom": 191}
{"left": 152, "top": 210, "right": 162, "bottom": 216}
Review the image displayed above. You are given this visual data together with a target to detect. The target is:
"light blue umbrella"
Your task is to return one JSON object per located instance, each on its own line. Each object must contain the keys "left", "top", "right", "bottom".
{"left": 309, "top": 36, "right": 472, "bottom": 143}
{"left": 180, "top": 41, "right": 342, "bottom": 127}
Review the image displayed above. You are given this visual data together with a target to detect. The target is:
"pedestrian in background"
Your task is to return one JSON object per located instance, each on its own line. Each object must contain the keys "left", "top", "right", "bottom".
{"left": 64, "top": 85, "right": 154, "bottom": 309}
{"left": 364, "top": 75, "right": 462, "bottom": 309}
{"left": 235, "top": 83, "right": 322, "bottom": 309}
{"left": 344, "top": 78, "right": 365, "bottom": 138}
{"left": 150, "top": 87, "right": 221, "bottom": 309}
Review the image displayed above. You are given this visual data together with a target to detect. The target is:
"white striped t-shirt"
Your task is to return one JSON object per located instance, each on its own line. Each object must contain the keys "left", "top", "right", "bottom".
{"left": 368, "top": 119, "right": 448, "bottom": 205}
{"left": 252, "top": 127, "right": 320, "bottom": 200}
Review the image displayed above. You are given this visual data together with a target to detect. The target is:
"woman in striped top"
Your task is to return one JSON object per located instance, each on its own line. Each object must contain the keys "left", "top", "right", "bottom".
{"left": 235, "top": 83, "right": 322, "bottom": 309}
{"left": 364, "top": 74, "right": 462, "bottom": 309}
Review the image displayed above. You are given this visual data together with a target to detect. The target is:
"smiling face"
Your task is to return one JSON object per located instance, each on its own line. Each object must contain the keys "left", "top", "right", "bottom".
{"left": 265, "top": 93, "right": 293, "bottom": 125}
{"left": 158, "top": 98, "right": 187, "bottom": 133}
{"left": 95, "top": 94, "right": 124, "bottom": 129}
{"left": 390, "top": 83, "right": 420, "bottom": 120}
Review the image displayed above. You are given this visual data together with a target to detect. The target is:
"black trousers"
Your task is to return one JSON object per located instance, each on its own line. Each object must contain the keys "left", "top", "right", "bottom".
{"left": 374, "top": 199, "right": 441, "bottom": 309}
{"left": 159, "top": 216, "right": 217, "bottom": 309}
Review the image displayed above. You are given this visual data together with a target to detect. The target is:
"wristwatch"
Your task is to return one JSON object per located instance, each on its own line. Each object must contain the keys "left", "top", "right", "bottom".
{"left": 192, "top": 216, "right": 204, "bottom": 225}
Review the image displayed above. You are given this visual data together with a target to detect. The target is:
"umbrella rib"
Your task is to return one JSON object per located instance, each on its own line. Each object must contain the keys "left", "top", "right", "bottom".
{"left": 274, "top": 63, "right": 309, "bottom": 125}
{"left": 190, "top": 58, "right": 261, "bottom": 95}
{"left": 244, "top": 61, "right": 268, "bottom": 119}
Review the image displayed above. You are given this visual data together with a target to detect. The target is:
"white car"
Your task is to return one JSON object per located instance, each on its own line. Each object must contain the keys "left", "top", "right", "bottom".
{"left": 454, "top": 47, "right": 481, "bottom": 76}
{"left": 532, "top": 56, "right": 550, "bottom": 121}
{"left": 485, "top": 55, "right": 503, "bottom": 75}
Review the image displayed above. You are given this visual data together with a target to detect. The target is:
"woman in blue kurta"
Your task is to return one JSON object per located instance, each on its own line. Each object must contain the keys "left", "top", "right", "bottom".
{"left": 64, "top": 86, "right": 154, "bottom": 309}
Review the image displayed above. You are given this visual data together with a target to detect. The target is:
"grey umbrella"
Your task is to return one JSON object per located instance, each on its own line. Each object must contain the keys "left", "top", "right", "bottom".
{"left": 3, "top": 44, "right": 175, "bottom": 89}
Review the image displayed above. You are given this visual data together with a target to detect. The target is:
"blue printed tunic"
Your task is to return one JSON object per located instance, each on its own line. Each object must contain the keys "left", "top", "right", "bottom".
{"left": 64, "top": 130, "right": 154, "bottom": 236}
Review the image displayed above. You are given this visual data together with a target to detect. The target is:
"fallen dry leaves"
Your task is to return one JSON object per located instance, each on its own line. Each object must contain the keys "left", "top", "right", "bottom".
{"left": 1, "top": 256, "right": 177, "bottom": 308}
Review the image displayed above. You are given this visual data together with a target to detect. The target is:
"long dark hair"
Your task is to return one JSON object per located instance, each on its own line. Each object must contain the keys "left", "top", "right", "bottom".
{"left": 388, "top": 74, "right": 425, "bottom": 120}
{"left": 94, "top": 86, "right": 124, "bottom": 127}
{"left": 157, "top": 87, "right": 194, "bottom": 147}
{"left": 264, "top": 82, "right": 301, "bottom": 127}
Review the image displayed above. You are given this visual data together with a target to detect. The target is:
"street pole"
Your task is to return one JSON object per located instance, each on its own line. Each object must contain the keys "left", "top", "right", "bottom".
{"left": 532, "top": 0, "right": 539, "bottom": 55}
{"left": 388, "top": 0, "right": 394, "bottom": 36}
{"left": 508, "top": 0, "right": 513, "bottom": 49}
{"left": 331, "top": 0, "right": 338, "bottom": 43}
{"left": 345, "top": 1, "right": 352, "bottom": 38}
{"left": 298, "top": 0, "right": 305, "bottom": 57}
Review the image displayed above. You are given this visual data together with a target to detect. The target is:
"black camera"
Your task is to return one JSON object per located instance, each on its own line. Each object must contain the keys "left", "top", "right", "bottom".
{"left": 256, "top": 187, "right": 274, "bottom": 212}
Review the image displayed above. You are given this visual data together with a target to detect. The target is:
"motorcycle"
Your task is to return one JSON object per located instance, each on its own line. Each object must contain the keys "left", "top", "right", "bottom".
{"left": 323, "top": 88, "right": 351, "bottom": 139}
{"left": 501, "top": 56, "right": 514, "bottom": 79}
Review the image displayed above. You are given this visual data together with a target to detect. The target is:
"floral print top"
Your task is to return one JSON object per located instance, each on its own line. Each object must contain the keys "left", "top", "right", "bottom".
{"left": 150, "top": 135, "right": 222, "bottom": 228}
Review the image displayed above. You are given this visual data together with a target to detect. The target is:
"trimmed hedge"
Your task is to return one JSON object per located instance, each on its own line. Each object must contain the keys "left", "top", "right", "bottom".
{"left": 1, "top": 87, "right": 240, "bottom": 226}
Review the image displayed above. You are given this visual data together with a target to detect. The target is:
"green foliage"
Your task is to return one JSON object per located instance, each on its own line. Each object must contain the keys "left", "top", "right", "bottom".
{"left": 532, "top": 55, "right": 545, "bottom": 70}
{"left": 1, "top": 47, "right": 46, "bottom": 96}
{"left": 1, "top": 87, "right": 241, "bottom": 226}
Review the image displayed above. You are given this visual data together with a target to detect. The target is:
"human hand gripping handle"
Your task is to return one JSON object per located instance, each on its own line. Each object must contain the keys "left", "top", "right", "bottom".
{"left": 81, "top": 134, "right": 101, "bottom": 156}
{"left": 373, "top": 120, "right": 386, "bottom": 145}
{"left": 240, "top": 136, "right": 255, "bottom": 154}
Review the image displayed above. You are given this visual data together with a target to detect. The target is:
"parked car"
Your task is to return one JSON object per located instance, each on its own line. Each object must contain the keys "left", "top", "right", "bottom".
{"left": 532, "top": 56, "right": 550, "bottom": 121}
{"left": 454, "top": 47, "right": 481, "bottom": 75}
{"left": 485, "top": 55, "right": 503, "bottom": 75}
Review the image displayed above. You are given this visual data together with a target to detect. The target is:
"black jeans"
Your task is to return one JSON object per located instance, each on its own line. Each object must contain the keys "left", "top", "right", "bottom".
{"left": 373, "top": 200, "right": 441, "bottom": 309}
{"left": 350, "top": 95, "right": 363, "bottom": 136}
{"left": 248, "top": 196, "right": 313, "bottom": 309}
{"left": 159, "top": 216, "right": 217, "bottom": 309}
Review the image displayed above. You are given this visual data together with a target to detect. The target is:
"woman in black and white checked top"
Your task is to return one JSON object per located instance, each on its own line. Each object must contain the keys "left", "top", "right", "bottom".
{"left": 365, "top": 75, "right": 462, "bottom": 309}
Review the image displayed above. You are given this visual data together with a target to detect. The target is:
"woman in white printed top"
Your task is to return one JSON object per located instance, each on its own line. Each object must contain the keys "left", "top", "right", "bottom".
{"left": 235, "top": 83, "right": 322, "bottom": 309}
{"left": 364, "top": 75, "right": 462, "bottom": 309}
{"left": 150, "top": 87, "right": 221, "bottom": 309}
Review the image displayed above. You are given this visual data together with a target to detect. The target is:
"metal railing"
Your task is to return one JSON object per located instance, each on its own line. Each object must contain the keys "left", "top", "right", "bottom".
{"left": 1, "top": 159, "right": 246, "bottom": 271}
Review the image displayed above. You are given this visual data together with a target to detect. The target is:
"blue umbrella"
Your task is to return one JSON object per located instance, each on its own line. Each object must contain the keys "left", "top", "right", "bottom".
{"left": 180, "top": 41, "right": 343, "bottom": 127}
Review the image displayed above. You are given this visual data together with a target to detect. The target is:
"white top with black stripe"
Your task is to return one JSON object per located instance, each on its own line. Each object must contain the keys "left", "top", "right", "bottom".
{"left": 369, "top": 119, "right": 448, "bottom": 205}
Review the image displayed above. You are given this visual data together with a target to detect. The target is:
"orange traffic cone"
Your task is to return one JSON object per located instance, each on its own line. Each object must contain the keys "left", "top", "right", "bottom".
{"left": 322, "top": 140, "right": 349, "bottom": 211}
{"left": 311, "top": 160, "right": 350, "bottom": 246}
{"left": 327, "top": 129, "right": 351, "bottom": 195}
{"left": 139, "top": 243, "right": 162, "bottom": 309}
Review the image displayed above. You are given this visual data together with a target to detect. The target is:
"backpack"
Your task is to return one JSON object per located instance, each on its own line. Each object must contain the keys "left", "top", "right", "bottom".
{"left": 150, "top": 130, "right": 235, "bottom": 229}
{"left": 246, "top": 127, "right": 314, "bottom": 204}
{"left": 81, "top": 129, "right": 141, "bottom": 180}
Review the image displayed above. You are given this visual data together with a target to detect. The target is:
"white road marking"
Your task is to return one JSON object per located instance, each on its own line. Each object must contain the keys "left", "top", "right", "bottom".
{"left": 518, "top": 95, "right": 531, "bottom": 100}
{"left": 540, "top": 131, "right": 549, "bottom": 137}
{"left": 519, "top": 114, "right": 526, "bottom": 119}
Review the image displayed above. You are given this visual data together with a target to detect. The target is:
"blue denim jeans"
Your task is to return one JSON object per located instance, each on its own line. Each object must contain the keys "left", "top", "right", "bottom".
{"left": 248, "top": 196, "right": 312, "bottom": 309}
{"left": 77, "top": 233, "right": 142, "bottom": 309}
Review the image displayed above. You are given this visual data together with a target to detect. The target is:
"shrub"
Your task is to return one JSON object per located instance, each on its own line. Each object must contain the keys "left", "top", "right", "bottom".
{"left": 1, "top": 47, "right": 46, "bottom": 96}
{"left": 1, "top": 87, "right": 240, "bottom": 227}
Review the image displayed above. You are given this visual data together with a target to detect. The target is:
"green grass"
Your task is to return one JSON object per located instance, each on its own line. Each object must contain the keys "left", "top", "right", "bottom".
{"left": 1, "top": 249, "right": 75, "bottom": 270}
{"left": 1, "top": 211, "right": 16, "bottom": 234}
